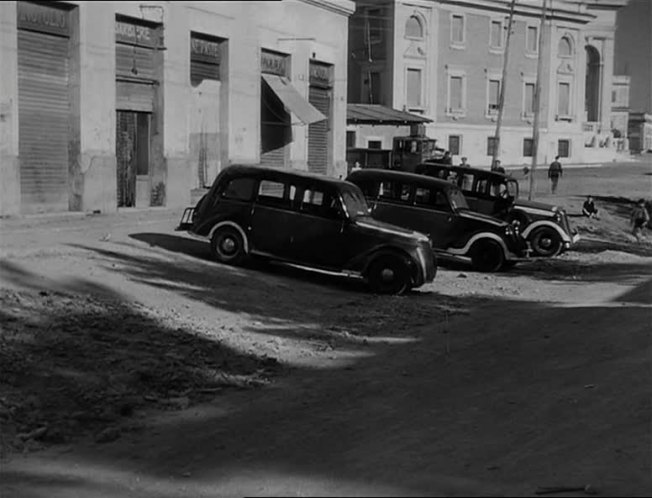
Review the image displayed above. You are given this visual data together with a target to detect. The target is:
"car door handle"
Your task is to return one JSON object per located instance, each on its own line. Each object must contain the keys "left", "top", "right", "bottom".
{"left": 447, "top": 216, "right": 453, "bottom": 222}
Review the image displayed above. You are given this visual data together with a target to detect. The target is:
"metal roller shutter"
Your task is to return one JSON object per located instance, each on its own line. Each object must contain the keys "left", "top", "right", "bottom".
{"left": 18, "top": 29, "right": 70, "bottom": 212}
{"left": 191, "top": 60, "right": 220, "bottom": 87}
{"left": 116, "top": 44, "right": 156, "bottom": 79}
{"left": 115, "top": 44, "right": 156, "bottom": 112}
{"left": 308, "top": 86, "right": 330, "bottom": 175}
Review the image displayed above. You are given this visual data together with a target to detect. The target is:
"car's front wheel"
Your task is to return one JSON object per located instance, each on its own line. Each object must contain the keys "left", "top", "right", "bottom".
{"left": 210, "top": 226, "right": 247, "bottom": 265}
{"left": 366, "top": 255, "right": 410, "bottom": 295}
{"left": 470, "top": 239, "right": 505, "bottom": 272}
{"left": 529, "top": 227, "right": 562, "bottom": 257}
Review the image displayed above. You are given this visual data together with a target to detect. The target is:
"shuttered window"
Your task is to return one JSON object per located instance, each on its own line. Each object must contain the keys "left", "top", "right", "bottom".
{"left": 308, "top": 86, "right": 330, "bottom": 175}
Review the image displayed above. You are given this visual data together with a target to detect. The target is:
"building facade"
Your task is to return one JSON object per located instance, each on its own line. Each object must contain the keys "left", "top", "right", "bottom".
{"left": 0, "top": 0, "right": 354, "bottom": 216}
{"left": 348, "top": 0, "right": 630, "bottom": 168}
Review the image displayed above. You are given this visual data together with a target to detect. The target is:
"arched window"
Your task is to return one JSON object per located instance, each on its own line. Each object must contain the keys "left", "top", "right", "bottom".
{"left": 558, "top": 36, "right": 573, "bottom": 57}
{"left": 405, "top": 15, "right": 423, "bottom": 39}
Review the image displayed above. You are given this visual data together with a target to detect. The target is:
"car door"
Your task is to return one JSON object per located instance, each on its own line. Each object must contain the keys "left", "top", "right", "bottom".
{"left": 409, "top": 185, "right": 460, "bottom": 248}
{"left": 469, "top": 177, "right": 495, "bottom": 215}
{"left": 369, "top": 179, "right": 416, "bottom": 229}
{"left": 286, "top": 185, "right": 347, "bottom": 269}
{"left": 248, "top": 179, "right": 297, "bottom": 258}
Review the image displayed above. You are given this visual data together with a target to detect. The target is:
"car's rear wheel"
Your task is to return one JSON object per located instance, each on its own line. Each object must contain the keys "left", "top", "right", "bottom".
{"left": 366, "top": 255, "right": 410, "bottom": 295}
{"left": 470, "top": 239, "right": 505, "bottom": 272}
{"left": 529, "top": 227, "right": 562, "bottom": 257}
{"left": 210, "top": 226, "right": 246, "bottom": 265}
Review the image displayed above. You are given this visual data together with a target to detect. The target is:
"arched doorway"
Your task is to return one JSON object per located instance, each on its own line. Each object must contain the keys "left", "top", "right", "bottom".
{"left": 585, "top": 45, "right": 601, "bottom": 122}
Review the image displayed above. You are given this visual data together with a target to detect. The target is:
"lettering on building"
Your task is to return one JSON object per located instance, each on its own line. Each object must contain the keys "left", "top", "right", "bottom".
{"left": 17, "top": 2, "right": 70, "bottom": 37}
{"left": 310, "top": 62, "right": 333, "bottom": 87}
{"left": 261, "top": 51, "right": 288, "bottom": 76}
{"left": 191, "top": 36, "right": 221, "bottom": 64}
{"left": 115, "top": 19, "right": 159, "bottom": 48}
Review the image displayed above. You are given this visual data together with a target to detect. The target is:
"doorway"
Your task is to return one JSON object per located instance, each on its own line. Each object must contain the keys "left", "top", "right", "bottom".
{"left": 116, "top": 111, "right": 151, "bottom": 207}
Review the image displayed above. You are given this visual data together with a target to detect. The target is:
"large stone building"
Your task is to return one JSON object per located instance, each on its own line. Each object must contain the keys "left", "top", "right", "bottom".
{"left": 0, "top": 0, "right": 354, "bottom": 216}
{"left": 348, "top": 0, "right": 630, "bottom": 168}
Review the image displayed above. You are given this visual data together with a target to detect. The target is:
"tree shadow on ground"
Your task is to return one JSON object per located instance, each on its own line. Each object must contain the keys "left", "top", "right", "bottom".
{"left": 0, "top": 260, "right": 285, "bottom": 456}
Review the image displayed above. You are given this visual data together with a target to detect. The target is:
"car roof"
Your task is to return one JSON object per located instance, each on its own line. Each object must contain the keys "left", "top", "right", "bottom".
{"left": 348, "top": 168, "right": 459, "bottom": 190}
{"left": 420, "top": 162, "right": 514, "bottom": 181}
{"left": 219, "top": 164, "right": 352, "bottom": 189}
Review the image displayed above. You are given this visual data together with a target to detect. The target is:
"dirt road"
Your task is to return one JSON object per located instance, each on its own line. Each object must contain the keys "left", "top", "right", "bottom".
{"left": 1, "top": 162, "right": 651, "bottom": 497}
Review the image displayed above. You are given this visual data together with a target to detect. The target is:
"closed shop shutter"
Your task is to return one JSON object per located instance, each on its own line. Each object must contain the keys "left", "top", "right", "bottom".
{"left": 18, "top": 29, "right": 70, "bottom": 212}
{"left": 308, "top": 86, "right": 330, "bottom": 175}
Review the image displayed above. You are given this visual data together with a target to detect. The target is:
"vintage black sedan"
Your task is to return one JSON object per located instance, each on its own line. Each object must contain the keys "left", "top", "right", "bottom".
{"left": 177, "top": 165, "right": 436, "bottom": 295}
{"left": 347, "top": 169, "right": 529, "bottom": 272}
{"left": 416, "top": 162, "right": 580, "bottom": 257}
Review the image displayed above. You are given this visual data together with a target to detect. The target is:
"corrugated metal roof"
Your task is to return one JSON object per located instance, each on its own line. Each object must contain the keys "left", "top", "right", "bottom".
{"left": 347, "top": 104, "right": 432, "bottom": 125}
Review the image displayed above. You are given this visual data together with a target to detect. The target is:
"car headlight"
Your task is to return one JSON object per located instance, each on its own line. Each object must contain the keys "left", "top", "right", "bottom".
{"left": 510, "top": 219, "right": 521, "bottom": 231}
{"left": 505, "top": 225, "right": 514, "bottom": 236}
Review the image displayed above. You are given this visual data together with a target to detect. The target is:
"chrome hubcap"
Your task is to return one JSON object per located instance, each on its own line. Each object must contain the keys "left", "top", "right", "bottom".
{"left": 221, "top": 237, "right": 236, "bottom": 254}
{"left": 380, "top": 268, "right": 395, "bottom": 282}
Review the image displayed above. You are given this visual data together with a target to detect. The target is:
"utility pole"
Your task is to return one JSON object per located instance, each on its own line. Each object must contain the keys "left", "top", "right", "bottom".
{"left": 528, "top": 0, "right": 548, "bottom": 200}
{"left": 491, "top": 0, "right": 517, "bottom": 169}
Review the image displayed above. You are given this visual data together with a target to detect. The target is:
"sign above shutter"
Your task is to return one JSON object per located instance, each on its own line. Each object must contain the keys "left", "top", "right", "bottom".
{"left": 262, "top": 74, "right": 326, "bottom": 125}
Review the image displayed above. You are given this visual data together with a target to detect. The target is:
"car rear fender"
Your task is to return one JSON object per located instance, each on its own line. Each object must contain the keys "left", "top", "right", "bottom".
{"left": 446, "top": 233, "right": 511, "bottom": 259}
{"left": 521, "top": 220, "right": 571, "bottom": 242}
{"left": 207, "top": 221, "right": 250, "bottom": 254}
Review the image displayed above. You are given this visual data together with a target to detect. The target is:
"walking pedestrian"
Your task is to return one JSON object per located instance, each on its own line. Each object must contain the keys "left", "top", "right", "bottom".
{"left": 630, "top": 199, "right": 650, "bottom": 242}
{"left": 582, "top": 195, "right": 600, "bottom": 219}
{"left": 548, "top": 156, "right": 563, "bottom": 194}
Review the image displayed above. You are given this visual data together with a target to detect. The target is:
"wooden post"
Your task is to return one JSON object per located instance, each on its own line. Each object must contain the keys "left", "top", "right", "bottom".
{"left": 528, "top": 0, "right": 548, "bottom": 200}
{"left": 491, "top": 0, "right": 517, "bottom": 169}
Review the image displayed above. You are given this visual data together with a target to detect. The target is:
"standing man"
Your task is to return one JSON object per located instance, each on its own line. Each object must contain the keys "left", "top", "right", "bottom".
{"left": 548, "top": 156, "right": 563, "bottom": 194}
{"left": 459, "top": 156, "right": 470, "bottom": 167}
{"left": 440, "top": 150, "right": 453, "bottom": 165}
{"left": 491, "top": 159, "right": 505, "bottom": 174}
{"left": 630, "top": 199, "right": 650, "bottom": 242}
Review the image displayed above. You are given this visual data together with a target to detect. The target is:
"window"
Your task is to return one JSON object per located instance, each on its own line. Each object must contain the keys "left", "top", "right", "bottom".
{"left": 448, "top": 74, "right": 465, "bottom": 113}
{"left": 524, "top": 82, "right": 535, "bottom": 115}
{"left": 297, "top": 188, "right": 342, "bottom": 219}
{"left": 405, "top": 15, "right": 423, "bottom": 39}
{"left": 558, "top": 139, "right": 570, "bottom": 158}
{"left": 490, "top": 20, "right": 503, "bottom": 49}
{"left": 257, "top": 180, "right": 295, "bottom": 208}
{"left": 451, "top": 14, "right": 465, "bottom": 45}
{"left": 487, "top": 137, "right": 497, "bottom": 156}
{"left": 406, "top": 68, "right": 422, "bottom": 108}
{"left": 488, "top": 79, "right": 501, "bottom": 113}
{"left": 346, "top": 131, "right": 356, "bottom": 148}
{"left": 379, "top": 181, "right": 411, "bottom": 203}
{"left": 526, "top": 26, "right": 538, "bottom": 53}
{"left": 448, "top": 135, "right": 461, "bottom": 155}
{"left": 557, "top": 81, "right": 571, "bottom": 116}
{"left": 222, "top": 177, "right": 256, "bottom": 201}
{"left": 414, "top": 187, "right": 451, "bottom": 211}
{"left": 523, "top": 138, "right": 533, "bottom": 157}
{"left": 368, "top": 140, "right": 382, "bottom": 149}
{"left": 558, "top": 36, "right": 573, "bottom": 57}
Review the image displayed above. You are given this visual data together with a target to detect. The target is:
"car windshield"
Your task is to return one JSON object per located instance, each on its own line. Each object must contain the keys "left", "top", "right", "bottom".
{"left": 449, "top": 188, "right": 468, "bottom": 210}
{"left": 340, "top": 186, "right": 370, "bottom": 219}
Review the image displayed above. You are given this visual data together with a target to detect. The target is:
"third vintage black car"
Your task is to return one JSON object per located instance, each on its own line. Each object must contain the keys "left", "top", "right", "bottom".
{"left": 347, "top": 169, "right": 528, "bottom": 272}
{"left": 416, "top": 162, "right": 580, "bottom": 257}
{"left": 177, "top": 165, "right": 436, "bottom": 295}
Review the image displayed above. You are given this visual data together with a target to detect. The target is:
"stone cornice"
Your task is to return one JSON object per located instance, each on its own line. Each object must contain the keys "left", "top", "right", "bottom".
{"left": 299, "top": 0, "right": 356, "bottom": 17}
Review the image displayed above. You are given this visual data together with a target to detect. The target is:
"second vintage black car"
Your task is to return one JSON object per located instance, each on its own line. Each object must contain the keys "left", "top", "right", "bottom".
{"left": 177, "top": 165, "right": 436, "bottom": 295}
{"left": 416, "top": 162, "right": 580, "bottom": 257}
{"left": 347, "top": 169, "right": 529, "bottom": 272}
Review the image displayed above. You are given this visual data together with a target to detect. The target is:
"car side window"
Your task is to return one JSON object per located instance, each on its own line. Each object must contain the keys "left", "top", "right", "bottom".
{"left": 296, "top": 187, "right": 343, "bottom": 219}
{"left": 414, "top": 187, "right": 452, "bottom": 211}
{"left": 459, "top": 173, "right": 474, "bottom": 192}
{"left": 221, "top": 177, "right": 256, "bottom": 201}
{"left": 475, "top": 178, "right": 490, "bottom": 196}
{"left": 257, "top": 180, "right": 295, "bottom": 209}
{"left": 378, "top": 181, "right": 412, "bottom": 204}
